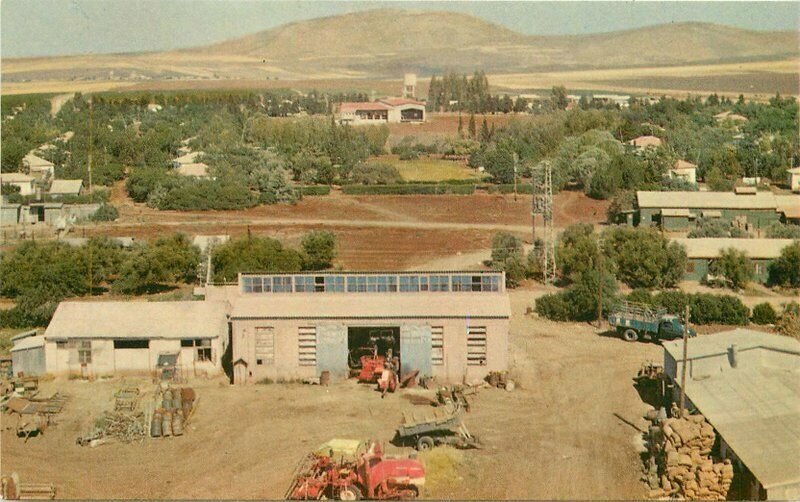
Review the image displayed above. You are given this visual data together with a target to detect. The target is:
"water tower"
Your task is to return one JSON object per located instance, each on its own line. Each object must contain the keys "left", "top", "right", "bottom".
{"left": 403, "top": 73, "right": 417, "bottom": 99}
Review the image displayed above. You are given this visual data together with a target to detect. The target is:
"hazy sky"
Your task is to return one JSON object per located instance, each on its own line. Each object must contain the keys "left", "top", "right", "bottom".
{"left": 2, "top": 1, "right": 798, "bottom": 58}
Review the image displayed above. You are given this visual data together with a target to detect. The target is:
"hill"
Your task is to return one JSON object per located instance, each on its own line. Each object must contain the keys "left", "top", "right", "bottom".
{"left": 1, "top": 8, "right": 797, "bottom": 94}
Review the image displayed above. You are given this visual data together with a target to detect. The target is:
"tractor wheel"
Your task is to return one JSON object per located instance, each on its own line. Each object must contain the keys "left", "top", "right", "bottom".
{"left": 416, "top": 436, "right": 435, "bottom": 451}
{"left": 338, "top": 485, "right": 362, "bottom": 501}
{"left": 622, "top": 329, "right": 639, "bottom": 342}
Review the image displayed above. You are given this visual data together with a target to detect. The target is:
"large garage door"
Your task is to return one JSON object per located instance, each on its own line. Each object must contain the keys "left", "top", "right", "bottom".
{"left": 315, "top": 324, "right": 347, "bottom": 378}
{"left": 400, "top": 324, "right": 432, "bottom": 377}
{"left": 114, "top": 339, "right": 150, "bottom": 372}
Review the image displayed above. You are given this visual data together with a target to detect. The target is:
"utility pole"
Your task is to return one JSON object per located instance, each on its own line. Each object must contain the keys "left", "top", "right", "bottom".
{"left": 87, "top": 98, "right": 93, "bottom": 297}
{"left": 678, "top": 304, "right": 691, "bottom": 417}
{"left": 532, "top": 161, "right": 556, "bottom": 285}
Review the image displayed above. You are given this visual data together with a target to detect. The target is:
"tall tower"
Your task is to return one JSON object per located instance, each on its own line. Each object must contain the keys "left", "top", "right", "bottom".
{"left": 532, "top": 161, "right": 557, "bottom": 285}
{"left": 403, "top": 73, "right": 417, "bottom": 99}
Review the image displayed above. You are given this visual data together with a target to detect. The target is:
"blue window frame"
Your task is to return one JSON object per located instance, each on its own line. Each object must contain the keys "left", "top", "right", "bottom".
{"left": 347, "top": 276, "right": 367, "bottom": 292}
{"left": 294, "top": 276, "right": 316, "bottom": 292}
{"left": 399, "top": 276, "right": 419, "bottom": 292}
{"left": 430, "top": 275, "right": 449, "bottom": 292}
{"left": 242, "top": 273, "right": 501, "bottom": 294}
{"left": 324, "top": 275, "right": 345, "bottom": 292}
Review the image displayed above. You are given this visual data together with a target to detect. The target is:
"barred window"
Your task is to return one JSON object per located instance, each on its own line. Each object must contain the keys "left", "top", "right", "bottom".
{"left": 467, "top": 326, "right": 487, "bottom": 366}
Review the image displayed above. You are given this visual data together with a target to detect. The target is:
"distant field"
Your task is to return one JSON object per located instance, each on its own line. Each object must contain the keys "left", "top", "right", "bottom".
{"left": 380, "top": 155, "right": 484, "bottom": 182}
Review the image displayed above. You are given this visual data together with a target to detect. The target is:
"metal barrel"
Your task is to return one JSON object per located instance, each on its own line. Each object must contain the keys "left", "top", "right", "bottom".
{"left": 161, "top": 411, "right": 173, "bottom": 437}
{"left": 162, "top": 389, "right": 173, "bottom": 410}
{"left": 150, "top": 411, "right": 163, "bottom": 437}
{"left": 180, "top": 387, "right": 195, "bottom": 403}
{"left": 172, "top": 410, "right": 184, "bottom": 436}
{"left": 172, "top": 390, "right": 182, "bottom": 410}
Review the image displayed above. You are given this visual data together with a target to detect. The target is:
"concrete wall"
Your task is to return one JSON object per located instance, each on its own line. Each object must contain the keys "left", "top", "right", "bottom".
{"left": 11, "top": 347, "right": 46, "bottom": 376}
{"left": 663, "top": 215, "right": 691, "bottom": 231}
{"left": 0, "top": 205, "right": 21, "bottom": 226}
{"left": 230, "top": 317, "right": 509, "bottom": 384}
{"left": 44, "top": 336, "right": 224, "bottom": 377}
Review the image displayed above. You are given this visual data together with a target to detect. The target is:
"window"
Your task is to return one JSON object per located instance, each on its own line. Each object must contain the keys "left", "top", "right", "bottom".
{"left": 366, "top": 275, "right": 397, "bottom": 292}
{"left": 686, "top": 262, "right": 695, "bottom": 273}
{"left": 273, "top": 276, "right": 292, "bottom": 292}
{"left": 429, "top": 275, "right": 449, "bottom": 292}
{"left": 255, "top": 327, "right": 275, "bottom": 365}
{"left": 431, "top": 326, "right": 444, "bottom": 366}
{"left": 347, "top": 276, "right": 367, "bottom": 292}
{"left": 298, "top": 327, "right": 317, "bottom": 366}
{"left": 467, "top": 326, "right": 487, "bottom": 366}
{"left": 294, "top": 276, "right": 316, "bottom": 292}
{"left": 77, "top": 340, "right": 92, "bottom": 365}
{"left": 753, "top": 263, "right": 763, "bottom": 275}
{"left": 419, "top": 276, "right": 429, "bottom": 291}
{"left": 324, "top": 275, "right": 345, "bottom": 292}
{"left": 113, "top": 339, "right": 149, "bottom": 349}
{"left": 399, "top": 276, "right": 419, "bottom": 292}
{"left": 481, "top": 275, "right": 500, "bottom": 292}
{"left": 182, "top": 339, "right": 212, "bottom": 361}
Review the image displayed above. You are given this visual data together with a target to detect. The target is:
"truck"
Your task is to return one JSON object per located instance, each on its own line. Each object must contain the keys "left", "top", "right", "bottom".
{"left": 607, "top": 301, "right": 696, "bottom": 343}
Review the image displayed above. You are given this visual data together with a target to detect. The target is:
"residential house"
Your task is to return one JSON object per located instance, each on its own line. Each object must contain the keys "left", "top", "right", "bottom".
{"left": 669, "top": 160, "right": 698, "bottom": 185}
{"left": 22, "top": 153, "right": 55, "bottom": 180}
{"left": 0, "top": 172, "right": 35, "bottom": 196}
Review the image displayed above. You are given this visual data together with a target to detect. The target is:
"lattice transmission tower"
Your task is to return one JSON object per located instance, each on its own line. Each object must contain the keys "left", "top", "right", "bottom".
{"left": 532, "top": 161, "right": 557, "bottom": 285}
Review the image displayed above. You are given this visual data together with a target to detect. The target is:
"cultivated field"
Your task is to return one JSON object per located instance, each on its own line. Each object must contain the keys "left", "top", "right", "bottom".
{"left": 377, "top": 155, "right": 483, "bottom": 182}
{"left": 0, "top": 289, "right": 662, "bottom": 499}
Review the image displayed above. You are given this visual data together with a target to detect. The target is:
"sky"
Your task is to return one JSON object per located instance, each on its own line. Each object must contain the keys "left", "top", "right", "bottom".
{"left": 2, "top": 1, "right": 798, "bottom": 58}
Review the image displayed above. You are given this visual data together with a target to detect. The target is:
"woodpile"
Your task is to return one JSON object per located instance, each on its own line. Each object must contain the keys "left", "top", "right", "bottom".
{"left": 646, "top": 411, "right": 733, "bottom": 500}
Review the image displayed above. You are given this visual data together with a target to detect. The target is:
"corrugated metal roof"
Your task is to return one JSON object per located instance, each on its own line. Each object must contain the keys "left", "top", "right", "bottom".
{"left": 339, "top": 102, "right": 391, "bottom": 112}
{"left": 663, "top": 330, "right": 800, "bottom": 491}
{"left": 230, "top": 293, "right": 510, "bottom": 320}
{"left": 673, "top": 238, "right": 796, "bottom": 259}
{"left": 44, "top": 301, "right": 230, "bottom": 340}
{"left": 637, "top": 191, "right": 782, "bottom": 209}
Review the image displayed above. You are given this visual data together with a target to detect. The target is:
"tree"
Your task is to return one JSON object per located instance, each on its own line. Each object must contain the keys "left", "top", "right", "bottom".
{"left": 491, "top": 232, "right": 523, "bottom": 264}
{"left": 480, "top": 117, "right": 491, "bottom": 143}
{"left": 457, "top": 113, "right": 464, "bottom": 137}
{"left": 709, "top": 248, "right": 752, "bottom": 290}
{"left": 301, "top": 231, "right": 337, "bottom": 270}
{"left": 349, "top": 162, "right": 402, "bottom": 185}
{"left": 768, "top": 242, "right": 800, "bottom": 288}
{"left": 114, "top": 234, "right": 200, "bottom": 293}
{"left": 482, "top": 143, "right": 515, "bottom": 184}
{"left": 551, "top": 86, "right": 569, "bottom": 111}
{"left": 211, "top": 236, "right": 303, "bottom": 282}
{"left": 557, "top": 224, "right": 604, "bottom": 279}
{"left": 602, "top": 227, "right": 687, "bottom": 288}
{"left": 468, "top": 113, "right": 477, "bottom": 140}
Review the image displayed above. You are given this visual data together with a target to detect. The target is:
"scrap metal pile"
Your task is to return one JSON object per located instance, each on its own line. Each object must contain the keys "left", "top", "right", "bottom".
{"left": 644, "top": 409, "right": 733, "bottom": 500}
{"left": 149, "top": 386, "right": 196, "bottom": 438}
{"left": 77, "top": 387, "right": 145, "bottom": 446}
{"left": 3, "top": 393, "right": 68, "bottom": 441}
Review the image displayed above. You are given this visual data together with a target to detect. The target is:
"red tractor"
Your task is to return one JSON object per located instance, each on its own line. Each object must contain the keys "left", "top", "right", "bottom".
{"left": 287, "top": 441, "right": 425, "bottom": 500}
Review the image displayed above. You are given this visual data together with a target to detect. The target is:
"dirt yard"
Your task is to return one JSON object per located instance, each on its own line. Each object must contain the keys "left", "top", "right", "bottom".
{"left": 1, "top": 289, "right": 661, "bottom": 499}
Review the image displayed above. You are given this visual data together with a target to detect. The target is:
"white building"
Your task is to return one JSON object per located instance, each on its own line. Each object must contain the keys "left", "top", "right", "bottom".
{"left": 669, "top": 160, "right": 698, "bottom": 185}
{"left": 22, "top": 153, "right": 55, "bottom": 180}
{"left": 1, "top": 172, "right": 35, "bottom": 196}
{"left": 787, "top": 167, "right": 800, "bottom": 193}
{"left": 337, "top": 98, "right": 425, "bottom": 125}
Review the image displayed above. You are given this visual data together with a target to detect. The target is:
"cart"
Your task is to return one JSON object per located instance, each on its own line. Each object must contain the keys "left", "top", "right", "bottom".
{"left": 394, "top": 402, "right": 480, "bottom": 451}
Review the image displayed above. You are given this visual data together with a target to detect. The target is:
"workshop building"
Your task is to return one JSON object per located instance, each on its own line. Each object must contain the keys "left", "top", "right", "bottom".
{"left": 662, "top": 329, "right": 800, "bottom": 500}
{"left": 674, "top": 238, "right": 797, "bottom": 283}
{"left": 41, "top": 301, "right": 229, "bottom": 378}
{"left": 207, "top": 271, "right": 510, "bottom": 385}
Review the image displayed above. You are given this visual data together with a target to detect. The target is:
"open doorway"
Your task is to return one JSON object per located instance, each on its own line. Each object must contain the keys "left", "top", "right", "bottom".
{"left": 347, "top": 326, "right": 399, "bottom": 373}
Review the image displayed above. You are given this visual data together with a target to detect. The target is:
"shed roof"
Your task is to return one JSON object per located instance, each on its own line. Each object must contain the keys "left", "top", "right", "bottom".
{"left": 663, "top": 329, "right": 800, "bottom": 491}
{"left": 673, "top": 160, "right": 697, "bottom": 170}
{"left": 378, "top": 98, "right": 425, "bottom": 107}
{"left": 673, "top": 238, "right": 796, "bottom": 259}
{"left": 49, "top": 179, "right": 83, "bottom": 195}
{"left": 22, "top": 153, "right": 54, "bottom": 168}
{"left": 629, "top": 135, "right": 663, "bottom": 148}
{"left": 636, "top": 191, "right": 781, "bottom": 209}
{"left": 777, "top": 195, "right": 800, "bottom": 218}
{"left": 230, "top": 293, "right": 510, "bottom": 320}
{"left": 11, "top": 335, "right": 45, "bottom": 352}
{"left": 45, "top": 301, "right": 230, "bottom": 340}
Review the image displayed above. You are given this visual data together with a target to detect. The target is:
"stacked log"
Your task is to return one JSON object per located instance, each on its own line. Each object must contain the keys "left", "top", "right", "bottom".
{"left": 646, "top": 412, "right": 733, "bottom": 500}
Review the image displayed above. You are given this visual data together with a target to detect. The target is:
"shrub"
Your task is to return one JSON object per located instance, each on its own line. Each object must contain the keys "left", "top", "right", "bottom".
{"left": 688, "top": 219, "right": 749, "bottom": 238}
{"left": 751, "top": 302, "right": 777, "bottom": 325}
{"left": 297, "top": 185, "right": 331, "bottom": 196}
{"left": 90, "top": 203, "right": 119, "bottom": 222}
{"left": 491, "top": 232, "right": 522, "bottom": 264}
{"left": 535, "top": 270, "right": 617, "bottom": 322}
{"left": 689, "top": 294, "right": 750, "bottom": 325}
{"left": 211, "top": 236, "right": 303, "bottom": 282}
{"left": 768, "top": 242, "right": 800, "bottom": 288}
{"left": 535, "top": 293, "right": 573, "bottom": 321}
{"left": 764, "top": 223, "right": 800, "bottom": 239}
{"left": 708, "top": 248, "right": 752, "bottom": 290}
{"left": 349, "top": 162, "right": 403, "bottom": 185}
{"left": 776, "top": 302, "right": 800, "bottom": 339}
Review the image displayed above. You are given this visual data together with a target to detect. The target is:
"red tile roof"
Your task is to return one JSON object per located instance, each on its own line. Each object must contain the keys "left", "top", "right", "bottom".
{"left": 338, "top": 102, "right": 391, "bottom": 113}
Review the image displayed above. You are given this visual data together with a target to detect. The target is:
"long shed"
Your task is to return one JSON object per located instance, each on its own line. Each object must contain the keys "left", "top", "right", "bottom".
{"left": 673, "top": 238, "right": 796, "bottom": 283}
{"left": 10, "top": 331, "right": 46, "bottom": 376}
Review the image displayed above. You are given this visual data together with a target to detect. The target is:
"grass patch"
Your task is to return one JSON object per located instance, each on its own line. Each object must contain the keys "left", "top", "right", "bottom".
{"left": 383, "top": 157, "right": 484, "bottom": 183}
{"left": 419, "top": 446, "right": 465, "bottom": 493}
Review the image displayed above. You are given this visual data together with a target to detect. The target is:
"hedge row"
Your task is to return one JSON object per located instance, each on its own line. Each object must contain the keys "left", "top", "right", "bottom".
{"left": 486, "top": 184, "right": 535, "bottom": 194}
{"left": 626, "top": 290, "right": 750, "bottom": 325}
{"left": 341, "top": 184, "right": 476, "bottom": 195}
{"left": 296, "top": 185, "right": 331, "bottom": 196}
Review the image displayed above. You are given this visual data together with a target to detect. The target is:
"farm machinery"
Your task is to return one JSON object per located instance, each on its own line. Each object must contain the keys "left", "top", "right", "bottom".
{"left": 394, "top": 397, "right": 480, "bottom": 451}
{"left": 286, "top": 439, "right": 425, "bottom": 500}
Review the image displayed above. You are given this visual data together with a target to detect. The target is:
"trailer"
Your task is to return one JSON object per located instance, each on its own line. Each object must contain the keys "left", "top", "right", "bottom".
{"left": 394, "top": 402, "right": 480, "bottom": 451}
{"left": 607, "top": 301, "right": 695, "bottom": 343}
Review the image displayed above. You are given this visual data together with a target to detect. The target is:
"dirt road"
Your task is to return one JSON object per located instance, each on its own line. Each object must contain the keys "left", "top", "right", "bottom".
{"left": 1, "top": 289, "right": 659, "bottom": 499}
